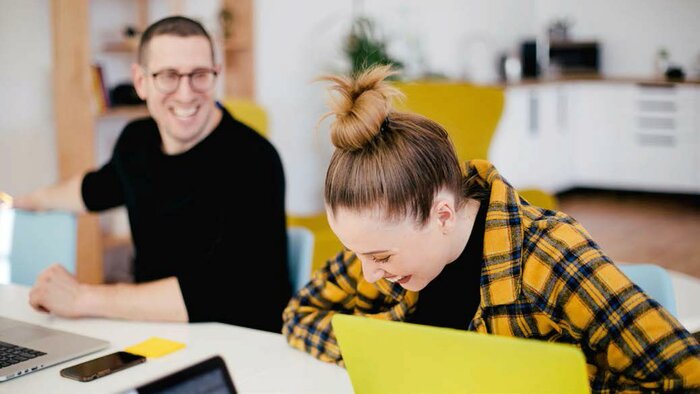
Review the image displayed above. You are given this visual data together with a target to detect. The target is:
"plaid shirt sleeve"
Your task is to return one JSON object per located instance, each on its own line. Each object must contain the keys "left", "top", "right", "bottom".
{"left": 282, "top": 250, "right": 417, "bottom": 365}
{"left": 282, "top": 250, "right": 357, "bottom": 365}
{"left": 521, "top": 214, "right": 700, "bottom": 393}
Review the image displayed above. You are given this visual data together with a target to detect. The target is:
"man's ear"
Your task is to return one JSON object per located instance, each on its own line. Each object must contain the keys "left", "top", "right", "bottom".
{"left": 131, "top": 63, "right": 148, "bottom": 100}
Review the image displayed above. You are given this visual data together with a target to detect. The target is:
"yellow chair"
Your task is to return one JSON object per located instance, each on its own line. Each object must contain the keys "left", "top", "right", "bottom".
{"left": 518, "top": 188, "right": 559, "bottom": 210}
{"left": 393, "top": 81, "right": 504, "bottom": 166}
{"left": 393, "top": 81, "right": 558, "bottom": 210}
{"left": 287, "top": 214, "right": 343, "bottom": 273}
{"left": 222, "top": 99, "right": 269, "bottom": 137}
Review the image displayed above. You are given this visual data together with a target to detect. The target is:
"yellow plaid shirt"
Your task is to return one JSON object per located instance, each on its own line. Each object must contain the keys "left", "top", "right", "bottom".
{"left": 283, "top": 160, "right": 700, "bottom": 393}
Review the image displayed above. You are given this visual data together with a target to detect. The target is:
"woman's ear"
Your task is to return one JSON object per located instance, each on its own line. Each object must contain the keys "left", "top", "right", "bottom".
{"left": 432, "top": 192, "right": 457, "bottom": 234}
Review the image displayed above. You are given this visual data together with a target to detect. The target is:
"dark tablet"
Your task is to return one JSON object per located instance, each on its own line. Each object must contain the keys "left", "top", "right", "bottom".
{"left": 134, "top": 355, "right": 236, "bottom": 394}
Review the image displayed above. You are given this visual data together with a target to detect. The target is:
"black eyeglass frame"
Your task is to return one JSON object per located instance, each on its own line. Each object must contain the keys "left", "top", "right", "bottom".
{"left": 148, "top": 68, "right": 219, "bottom": 94}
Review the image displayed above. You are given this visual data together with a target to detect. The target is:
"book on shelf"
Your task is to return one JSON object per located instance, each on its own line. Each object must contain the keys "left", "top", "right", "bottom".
{"left": 90, "top": 64, "right": 111, "bottom": 114}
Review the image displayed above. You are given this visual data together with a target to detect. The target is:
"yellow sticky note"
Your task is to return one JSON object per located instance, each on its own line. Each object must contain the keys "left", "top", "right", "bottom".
{"left": 124, "top": 337, "right": 186, "bottom": 358}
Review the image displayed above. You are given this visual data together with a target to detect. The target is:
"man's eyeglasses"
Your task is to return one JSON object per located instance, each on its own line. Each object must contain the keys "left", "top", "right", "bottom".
{"left": 149, "top": 68, "right": 218, "bottom": 94}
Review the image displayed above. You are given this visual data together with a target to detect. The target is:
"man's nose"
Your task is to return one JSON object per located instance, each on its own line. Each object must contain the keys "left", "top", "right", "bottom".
{"left": 174, "top": 75, "right": 196, "bottom": 99}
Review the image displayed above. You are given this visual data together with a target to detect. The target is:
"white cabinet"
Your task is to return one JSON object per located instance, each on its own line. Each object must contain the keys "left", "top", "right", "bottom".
{"left": 616, "top": 84, "right": 697, "bottom": 192}
{"left": 490, "top": 86, "right": 533, "bottom": 188}
{"left": 696, "top": 88, "right": 700, "bottom": 189}
{"left": 490, "top": 84, "right": 572, "bottom": 193}
{"left": 492, "top": 81, "right": 700, "bottom": 194}
{"left": 569, "top": 82, "right": 634, "bottom": 187}
{"left": 537, "top": 84, "right": 574, "bottom": 192}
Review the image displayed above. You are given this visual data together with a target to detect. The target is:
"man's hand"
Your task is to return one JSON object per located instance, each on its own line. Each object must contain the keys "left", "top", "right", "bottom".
{"left": 11, "top": 194, "right": 41, "bottom": 211}
{"left": 29, "top": 264, "right": 87, "bottom": 318}
{"left": 0, "top": 191, "right": 13, "bottom": 208}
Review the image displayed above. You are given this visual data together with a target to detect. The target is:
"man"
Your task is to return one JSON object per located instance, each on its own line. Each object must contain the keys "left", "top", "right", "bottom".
{"left": 14, "top": 16, "right": 291, "bottom": 332}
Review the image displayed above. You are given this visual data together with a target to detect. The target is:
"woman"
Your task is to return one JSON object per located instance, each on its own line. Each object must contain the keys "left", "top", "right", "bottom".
{"left": 282, "top": 65, "right": 699, "bottom": 392}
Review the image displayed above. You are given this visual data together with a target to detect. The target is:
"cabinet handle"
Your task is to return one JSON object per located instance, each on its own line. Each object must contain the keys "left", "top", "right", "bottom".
{"left": 636, "top": 82, "right": 677, "bottom": 90}
{"left": 638, "top": 100, "right": 676, "bottom": 113}
{"left": 529, "top": 91, "right": 538, "bottom": 135}
{"left": 636, "top": 82, "right": 677, "bottom": 97}
{"left": 557, "top": 89, "right": 567, "bottom": 132}
{"left": 637, "top": 133, "right": 675, "bottom": 147}
{"left": 638, "top": 117, "right": 675, "bottom": 130}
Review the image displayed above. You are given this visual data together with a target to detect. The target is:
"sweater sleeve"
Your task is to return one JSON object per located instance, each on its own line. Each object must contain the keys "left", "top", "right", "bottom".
{"left": 82, "top": 158, "right": 124, "bottom": 212}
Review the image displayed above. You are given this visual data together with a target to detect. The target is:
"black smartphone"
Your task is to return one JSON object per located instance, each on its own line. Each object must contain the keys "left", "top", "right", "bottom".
{"left": 60, "top": 351, "right": 146, "bottom": 382}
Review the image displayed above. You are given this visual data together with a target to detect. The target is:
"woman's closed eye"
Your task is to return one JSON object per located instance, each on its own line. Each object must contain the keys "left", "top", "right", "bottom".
{"left": 372, "top": 255, "right": 391, "bottom": 264}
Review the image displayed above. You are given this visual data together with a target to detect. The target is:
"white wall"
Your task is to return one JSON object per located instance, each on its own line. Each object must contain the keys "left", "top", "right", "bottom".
{"left": 0, "top": 1, "right": 56, "bottom": 196}
{"left": 256, "top": 0, "right": 354, "bottom": 215}
{"left": 2, "top": 1, "right": 699, "bottom": 215}
{"left": 534, "top": 0, "right": 700, "bottom": 77}
{"left": 257, "top": 0, "right": 535, "bottom": 214}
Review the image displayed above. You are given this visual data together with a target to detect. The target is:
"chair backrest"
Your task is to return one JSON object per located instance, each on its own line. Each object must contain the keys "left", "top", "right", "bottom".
{"left": 518, "top": 188, "right": 559, "bottom": 210}
{"left": 221, "top": 99, "right": 268, "bottom": 137}
{"left": 7, "top": 210, "right": 77, "bottom": 286}
{"left": 393, "top": 81, "right": 505, "bottom": 161}
{"left": 393, "top": 82, "right": 560, "bottom": 211}
{"left": 618, "top": 263, "right": 677, "bottom": 317}
{"left": 287, "top": 226, "right": 314, "bottom": 293}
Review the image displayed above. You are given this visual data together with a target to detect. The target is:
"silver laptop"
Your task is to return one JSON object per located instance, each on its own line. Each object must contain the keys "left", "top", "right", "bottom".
{"left": 0, "top": 316, "right": 109, "bottom": 381}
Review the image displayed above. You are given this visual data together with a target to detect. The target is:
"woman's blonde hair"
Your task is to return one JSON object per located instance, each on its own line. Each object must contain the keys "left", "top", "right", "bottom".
{"left": 321, "top": 65, "right": 482, "bottom": 226}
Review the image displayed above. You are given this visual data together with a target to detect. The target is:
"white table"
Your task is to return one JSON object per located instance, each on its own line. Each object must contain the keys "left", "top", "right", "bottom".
{"left": 3, "top": 270, "right": 700, "bottom": 394}
{"left": 0, "top": 284, "right": 352, "bottom": 394}
{"left": 669, "top": 270, "right": 700, "bottom": 332}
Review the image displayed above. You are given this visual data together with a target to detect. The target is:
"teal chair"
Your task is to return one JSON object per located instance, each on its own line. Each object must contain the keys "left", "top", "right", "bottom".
{"left": 8, "top": 210, "right": 76, "bottom": 286}
{"left": 618, "top": 263, "right": 677, "bottom": 317}
{"left": 287, "top": 226, "right": 314, "bottom": 293}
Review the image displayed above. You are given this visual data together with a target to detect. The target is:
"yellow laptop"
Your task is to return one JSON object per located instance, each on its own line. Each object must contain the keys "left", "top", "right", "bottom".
{"left": 332, "top": 314, "right": 590, "bottom": 394}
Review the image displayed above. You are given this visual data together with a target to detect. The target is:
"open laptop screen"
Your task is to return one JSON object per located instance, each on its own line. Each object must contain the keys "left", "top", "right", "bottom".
{"left": 133, "top": 356, "right": 236, "bottom": 394}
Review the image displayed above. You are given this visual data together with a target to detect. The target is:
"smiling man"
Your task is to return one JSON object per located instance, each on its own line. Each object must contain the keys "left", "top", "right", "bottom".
{"left": 14, "top": 16, "right": 291, "bottom": 332}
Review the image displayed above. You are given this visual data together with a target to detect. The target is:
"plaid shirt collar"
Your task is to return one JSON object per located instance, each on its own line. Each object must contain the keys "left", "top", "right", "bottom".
{"left": 469, "top": 159, "right": 524, "bottom": 307}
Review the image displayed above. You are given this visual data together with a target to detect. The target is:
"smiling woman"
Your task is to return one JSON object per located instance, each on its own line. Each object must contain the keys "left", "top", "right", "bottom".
{"left": 282, "top": 65, "right": 700, "bottom": 393}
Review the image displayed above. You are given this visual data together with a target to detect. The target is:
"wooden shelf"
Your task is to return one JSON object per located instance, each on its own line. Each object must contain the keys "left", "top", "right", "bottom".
{"left": 220, "top": 39, "right": 250, "bottom": 52}
{"left": 52, "top": 0, "right": 254, "bottom": 284}
{"left": 102, "top": 40, "right": 138, "bottom": 54}
{"left": 102, "top": 233, "right": 132, "bottom": 249}
{"left": 98, "top": 105, "right": 149, "bottom": 120}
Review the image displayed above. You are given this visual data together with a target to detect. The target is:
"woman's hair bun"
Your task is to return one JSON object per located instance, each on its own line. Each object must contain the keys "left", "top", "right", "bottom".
{"left": 319, "top": 65, "right": 402, "bottom": 150}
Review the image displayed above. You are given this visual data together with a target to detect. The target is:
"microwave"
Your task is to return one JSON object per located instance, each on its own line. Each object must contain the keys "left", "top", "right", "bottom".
{"left": 548, "top": 41, "right": 600, "bottom": 75}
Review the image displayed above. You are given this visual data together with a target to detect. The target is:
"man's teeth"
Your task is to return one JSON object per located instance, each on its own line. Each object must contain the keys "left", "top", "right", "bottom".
{"left": 173, "top": 107, "right": 197, "bottom": 117}
{"left": 386, "top": 275, "right": 404, "bottom": 283}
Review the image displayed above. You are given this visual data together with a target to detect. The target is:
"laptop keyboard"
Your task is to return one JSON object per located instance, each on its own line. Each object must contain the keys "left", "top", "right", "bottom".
{"left": 0, "top": 341, "right": 46, "bottom": 369}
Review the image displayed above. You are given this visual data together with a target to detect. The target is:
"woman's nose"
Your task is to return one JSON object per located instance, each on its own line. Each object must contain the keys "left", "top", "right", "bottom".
{"left": 361, "top": 259, "right": 384, "bottom": 283}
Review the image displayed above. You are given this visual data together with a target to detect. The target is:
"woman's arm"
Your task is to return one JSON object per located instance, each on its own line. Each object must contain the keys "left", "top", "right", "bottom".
{"left": 540, "top": 222, "right": 700, "bottom": 392}
{"left": 282, "top": 251, "right": 361, "bottom": 365}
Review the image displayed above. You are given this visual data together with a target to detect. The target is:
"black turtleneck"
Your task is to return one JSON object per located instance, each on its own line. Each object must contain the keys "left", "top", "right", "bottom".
{"left": 407, "top": 199, "right": 488, "bottom": 330}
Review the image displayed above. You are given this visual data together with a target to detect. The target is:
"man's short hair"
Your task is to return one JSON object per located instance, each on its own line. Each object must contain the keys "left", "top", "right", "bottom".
{"left": 138, "top": 16, "right": 215, "bottom": 66}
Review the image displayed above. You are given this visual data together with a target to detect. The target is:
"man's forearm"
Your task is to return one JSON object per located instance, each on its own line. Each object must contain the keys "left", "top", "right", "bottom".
{"left": 14, "top": 173, "right": 87, "bottom": 213}
{"left": 78, "top": 277, "right": 188, "bottom": 322}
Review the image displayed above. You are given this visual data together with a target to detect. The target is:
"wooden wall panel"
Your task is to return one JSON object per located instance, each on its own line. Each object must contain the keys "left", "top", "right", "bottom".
{"left": 51, "top": 0, "right": 103, "bottom": 284}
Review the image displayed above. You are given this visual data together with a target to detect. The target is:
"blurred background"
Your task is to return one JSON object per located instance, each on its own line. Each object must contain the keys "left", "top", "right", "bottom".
{"left": 1, "top": 0, "right": 699, "bottom": 282}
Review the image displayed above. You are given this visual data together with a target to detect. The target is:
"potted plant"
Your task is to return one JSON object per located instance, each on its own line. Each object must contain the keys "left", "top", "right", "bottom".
{"left": 344, "top": 16, "right": 403, "bottom": 76}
